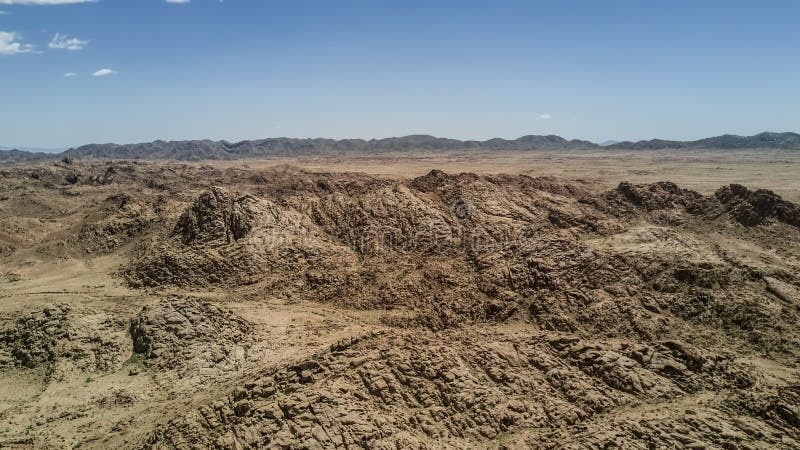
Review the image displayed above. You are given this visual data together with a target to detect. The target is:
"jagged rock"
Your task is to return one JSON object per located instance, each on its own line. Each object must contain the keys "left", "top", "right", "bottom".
{"left": 2, "top": 164, "right": 800, "bottom": 449}
{"left": 140, "top": 331, "right": 776, "bottom": 449}
{"left": 715, "top": 184, "right": 800, "bottom": 227}
{"left": 0, "top": 304, "right": 70, "bottom": 369}
{"left": 174, "top": 186, "right": 257, "bottom": 245}
{"left": 75, "top": 193, "right": 155, "bottom": 253}
{"left": 129, "top": 297, "right": 253, "bottom": 374}
{"left": 615, "top": 181, "right": 704, "bottom": 211}
{"left": 0, "top": 304, "right": 127, "bottom": 376}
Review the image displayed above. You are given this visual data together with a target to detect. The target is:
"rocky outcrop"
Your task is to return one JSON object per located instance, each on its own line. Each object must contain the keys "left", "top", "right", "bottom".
{"left": 2, "top": 163, "right": 800, "bottom": 449}
{"left": 120, "top": 174, "right": 800, "bottom": 355}
{"left": 0, "top": 304, "right": 128, "bottom": 376}
{"left": 130, "top": 297, "right": 252, "bottom": 374}
{"left": 174, "top": 187, "right": 256, "bottom": 245}
{"left": 715, "top": 183, "right": 800, "bottom": 227}
{"left": 76, "top": 193, "right": 157, "bottom": 253}
{"left": 0, "top": 304, "right": 70, "bottom": 369}
{"left": 140, "top": 331, "right": 785, "bottom": 449}
{"left": 615, "top": 181, "right": 704, "bottom": 211}
{"left": 125, "top": 185, "right": 355, "bottom": 288}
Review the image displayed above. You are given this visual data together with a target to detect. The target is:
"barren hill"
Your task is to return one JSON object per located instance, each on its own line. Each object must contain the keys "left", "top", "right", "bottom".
{"left": 3, "top": 132, "right": 800, "bottom": 163}
{"left": 0, "top": 159, "right": 798, "bottom": 448}
{"left": 608, "top": 131, "right": 800, "bottom": 150}
{"left": 60, "top": 135, "right": 599, "bottom": 161}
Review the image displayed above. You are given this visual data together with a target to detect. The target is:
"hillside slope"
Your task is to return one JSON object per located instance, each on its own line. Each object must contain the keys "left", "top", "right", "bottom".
{"left": 0, "top": 161, "right": 798, "bottom": 448}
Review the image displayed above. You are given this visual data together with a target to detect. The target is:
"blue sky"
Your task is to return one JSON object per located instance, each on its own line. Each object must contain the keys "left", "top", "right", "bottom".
{"left": 1, "top": 0, "right": 799, "bottom": 149}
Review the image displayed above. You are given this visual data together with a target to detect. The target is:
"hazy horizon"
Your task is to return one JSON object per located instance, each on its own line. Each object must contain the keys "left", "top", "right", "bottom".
{"left": 4, "top": 130, "right": 800, "bottom": 154}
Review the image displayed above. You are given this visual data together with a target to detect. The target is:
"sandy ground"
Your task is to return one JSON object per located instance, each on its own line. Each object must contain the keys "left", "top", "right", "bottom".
{"left": 217, "top": 149, "right": 800, "bottom": 201}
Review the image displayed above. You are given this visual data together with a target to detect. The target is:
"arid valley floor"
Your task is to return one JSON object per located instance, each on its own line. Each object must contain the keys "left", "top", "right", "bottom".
{"left": 1, "top": 149, "right": 799, "bottom": 449}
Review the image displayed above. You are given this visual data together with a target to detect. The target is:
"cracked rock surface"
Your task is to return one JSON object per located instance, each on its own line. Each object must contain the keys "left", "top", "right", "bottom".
{"left": 0, "top": 161, "right": 798, "bottom": 449}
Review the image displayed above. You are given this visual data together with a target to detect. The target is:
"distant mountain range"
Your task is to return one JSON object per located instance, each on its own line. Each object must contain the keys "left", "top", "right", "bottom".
{"left": 0, "top": 149, "right": 53, "bottom": 163}
{"left": 0, "top": 145, "right": 65, "bottom": 153}
{"left": 607, "top": 132, "right": 800, "bottom": 150}
{"left": 2, "top": 132, "right": 799, "bottom": 162}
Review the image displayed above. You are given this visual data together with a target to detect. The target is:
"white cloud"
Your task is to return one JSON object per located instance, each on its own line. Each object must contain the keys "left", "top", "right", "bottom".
{"left": 0, "top": 31, "right": 34, "bottom": 55}
{"left": 49, "top": 32, "right": 88, "bottom": 50}
{"left": 93, "top": 68, "right": 117, "bottom": 77}
{"left": 0, "top": 1, "right": 95, "bottom": 4}
{"left": 0, "top": 10, "right": 9, "bottom": 13}
{"left": 165, "top": 0, "right": 190, "bottom": 3}
{"left": 64, "top": 72, "right": 76, "bottom": 77}
{"left": 537, "top": 113, "right": 551, "bottom": 120}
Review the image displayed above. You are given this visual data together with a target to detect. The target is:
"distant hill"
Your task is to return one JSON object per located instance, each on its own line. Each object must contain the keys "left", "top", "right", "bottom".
{"left": 0, "top": 149, "right": 52, "bottom": 163}
{"left": 2, "top": 132, "right": 799, "bottom": 162}
{"left": 607, "top": 132, "right": 800, "bottom": 150}
{"left": 61, "top": 135, "right": 598, "bottom": 161}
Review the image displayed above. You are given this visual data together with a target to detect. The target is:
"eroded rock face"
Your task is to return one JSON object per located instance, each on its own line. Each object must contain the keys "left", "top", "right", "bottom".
{"left": 2, "top": 165, "right": 800, "bottom": 449}
{"left": 123, "top": 174, "right": 800, "bottom": 351}
{"left": 716, "top": 183, "right": 800, "bottom": 227}
{"left": 0, "top": 304, "right": 70, "bottom": 369}
{"left": 615, "top": 181, "right": 704, "bottom": 212}
{"left": 129, "top": 297, "right": 253, "bottom": 374}
{"left": 125, "top": 186, "right": 355, "bottom": 288}
{"left": 174, "top": 186, "right": 256, "bottom": 245}
{"left": 76, "top": 193, "right": 157, "bottom": 253}
{"left": 0, "top": 304, "right": 128, "bottom": 376}
{"left": 140, "top": 331, "right": 788, "bottom": 450}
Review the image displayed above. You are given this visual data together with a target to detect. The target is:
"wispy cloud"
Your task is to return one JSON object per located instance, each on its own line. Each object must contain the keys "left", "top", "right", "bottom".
{"left": 92, "top": 68, "right": 116, "bottom": 77}
{"left": 537, "top": 113, "right": 551, "bottom": 120}
{"left": 49, "top": 32, "right": 88, "bottom": 50}
{"left": 0, "top": 1, "right": 95, "bottom": 4}
{"left": 0, "top": 31, "right": 34, "bottom": 55}
{"left": 64, "top": 72, "right": 76, "bottom": 77}
{"left": 165, "top": 0, "right": 190, "bottom": 3}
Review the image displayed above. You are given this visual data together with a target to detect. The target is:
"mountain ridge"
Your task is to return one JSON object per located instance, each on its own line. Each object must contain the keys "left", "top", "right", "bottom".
{"left": 2, "top": 132, "right": 799, "bottom": 162}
